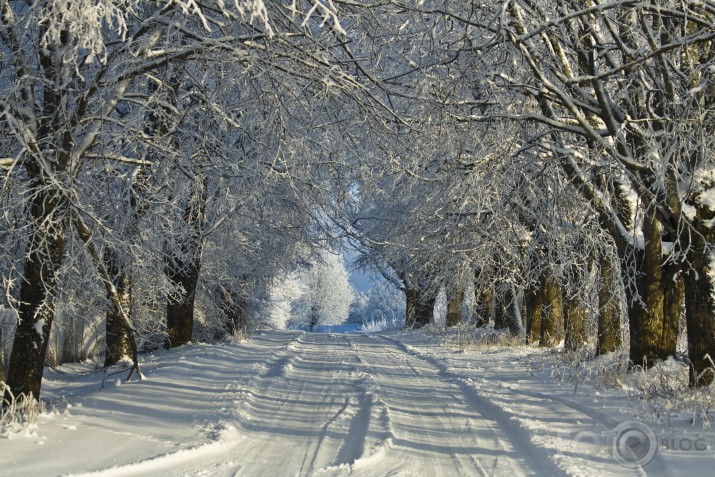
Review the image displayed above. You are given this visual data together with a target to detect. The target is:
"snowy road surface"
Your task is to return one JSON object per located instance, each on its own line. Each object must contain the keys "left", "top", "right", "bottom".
{"left": 3, "top": 331, "right": 713, "bottom": 476}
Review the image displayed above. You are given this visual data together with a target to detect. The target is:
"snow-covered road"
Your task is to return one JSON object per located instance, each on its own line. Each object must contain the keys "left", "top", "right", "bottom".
{"left": 4, "top": 331, "right": 713, "bottom": 476}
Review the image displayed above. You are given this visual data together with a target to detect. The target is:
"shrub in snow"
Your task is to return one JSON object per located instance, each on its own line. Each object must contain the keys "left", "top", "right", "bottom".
{"left": 359, "top": 312, "right": 404, "bottom": 333}
{"left": 0, "top": 384, "right": 50, "bottom": 435}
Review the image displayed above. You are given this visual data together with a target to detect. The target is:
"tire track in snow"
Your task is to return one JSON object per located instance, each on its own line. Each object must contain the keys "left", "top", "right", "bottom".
{"left": 228, "top": 332, "right": 374, "bottom": 476}
{"left": 387, "top": 336, "right": 675, "bottom": 477}
{"left": 362, "top": 334, "right": 569, "bottom": 477}
{"left": 58, "top": 332, "right": 646, "bottom": 477}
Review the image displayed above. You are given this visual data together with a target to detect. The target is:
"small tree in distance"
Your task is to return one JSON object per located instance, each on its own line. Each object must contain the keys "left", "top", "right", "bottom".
{"left": 300, "top": 251, "right": 355, "bottom": 331}
{"left": 265, "top": 251, "right": 355, "bottom": 331}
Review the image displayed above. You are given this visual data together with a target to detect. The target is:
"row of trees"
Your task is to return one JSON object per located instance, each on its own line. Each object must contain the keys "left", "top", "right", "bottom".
{"left": 0, "top": 0, "right": 389, "bottom": 405}
{"left": 1, "top": 0, "right": 714, "bottom": 412}
{"left": 343, "top": 0, "right": 715, "bottom": 386}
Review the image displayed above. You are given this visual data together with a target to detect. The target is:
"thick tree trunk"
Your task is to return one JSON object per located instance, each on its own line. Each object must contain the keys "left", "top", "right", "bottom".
{"left": 164, "top": 175, "right": 207, "bottom": 348}
{"left": 597, "top": 257, "right": 622, "bottom": 355}
{"left": 626, "top": 210, "right": 668, "bottom": 367}
{"left": 524, "top": 276, "right": 543, "bottom": 345}
{"left": 661, "top": 259, "right": 684, "bottom": 359}
{"left": 564, "top": 292, "right": 588, "bottom": 352}
{"left": 539, "top": 273, "right": 564, "bottom": 347}
{"left": 3, "top": 36, "right": 71, "bottom": 405}
{"left": 166, "top": 267, "right": 201, "bottom": 346}
{"left": 415, "top": 293, "right": 436, "bottom": 328}
{"left": 474, "top": 288, "right": 493, "bottom": 327}
{"left": 683, "top": 213, "right": 715, "bottom": 386}
{"left": 446, "top": 290, "right": 464, "bottom": 327}
{"left": 405, "top": 286, "right": 434, "bottom": 328}
{"left": 4, "top": 189, "right": 67, "bottom": 403}
{"left": 104, "top": 263, "right": 132, "bottom": 367}
{"left": 494, "top": 287, "right": 520, "bottom": 336}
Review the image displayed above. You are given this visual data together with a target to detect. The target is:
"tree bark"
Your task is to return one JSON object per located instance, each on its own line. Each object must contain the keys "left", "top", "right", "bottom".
{"left": 0, "top": 325, "right": 4, "bottom": 384}
{"left": 4, "top": 188, "right": 68, "bottom": 403}
{"left": 74, "top": 214, "right": 143, "bottom": 381}
{"left": 525, "top": 275, "right": 543, "bottom": 345}
{"left": 3, "top": 34, "right": 71, "bottom": 405}
{"left": 564, "top": 291, "right": 588, "bottom": 352}
{"left": 626, "top": 209, "right": 668, "bottom": 367}
{"left": 494, "top": 287, "right": 520, "bottom": 336}
{"left": 164, "top": 175, "right": 207, "bottom": 348}
{"left": 683, "top": 209, "right": 715, "bottom": 386}
{"left": 597, "top": 256, "right": 622, "bottom": 355}
{"left": 104, "top": 168, "right": 150, "bottom": 367}
{"left": 661, "top": 259, "right": 684, "bottom": 359}
{"left": 166, "top": 265, "right": 202, "bottom": 346}
{"left": 405, "top": 285, "right": 434, "bottom": 328}
{"left": 405, "top": 287, "right": 418, "bottom": 328}
{"left": 104, "top": 250, "right": 132, "bottom": 367}
{"left": 446, "top": 290, "right": 464, "bottom": 327}
{"left": 474, "top": 288, "right": 493, "bottom": 327}
{"left": 415, "top": 293, "right": 436, "bottom": 328}
{"left": 539, "top": 273, "right": 564, "bottom": 347}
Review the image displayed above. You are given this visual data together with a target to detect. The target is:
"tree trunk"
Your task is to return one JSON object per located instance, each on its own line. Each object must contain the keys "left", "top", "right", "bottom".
{"left": 683, "top": 211, "right": 715, "bottom": 386}
{"left": 416, "top": 290, "right": 436, "bottom": 328}
{"left": 626, "top": 210, "right": 668, "bottom": 367}
{"left": 661, "top": 259, "right": 684, "bottom": 359}
{"left": 105, "top": 168, "right": 150, "bottom": 367}
{"left": 3, "top": 36, "right": 71, "bottom": 405}
{"left": 564, "top": 292, "right": 588, "bottom": 352}
{"left": 309, "top": 303, "right": 319, "bottom": 332}
{"left": 4, "top": 189, "right": 68, "bottom": 403}
{"left": 446, "top": 290, "right": 464, "bottom": 327}
{"left": 597, "top": 256, "right": 622, "bottom": 355}
{"left": 219, "top": 286, "right": 248, "bottom": 337}
{"left": 494, "top": 287, "right": 520, "bottom": 336}
{"left": 415, "top": 293, "right": 436, "bottom": 328}
{"left": 405, "top": 286, "right": 434, "bottom": 328}
{"left": 539, "top": 273, "right": 564, "bottom": 347}
{"left": 165, "top": 175, "right": 207, "bottom": 349}
{"left": 0, "top": 325, "right": 4, "bottom": 384}
{"left": 104, "top": 252, "right": 132, "bottom": 367}
{"left": 405, "top": 287, "right": 418, "bottom": 328}
{"left": 166, "top": 268, "right": 201, "bottom": 346}
{"left": 474, "top": 288, "right": 493, "bottom": 327}
{"left": 524, "top": 275, "right": 543, "bottom": 344}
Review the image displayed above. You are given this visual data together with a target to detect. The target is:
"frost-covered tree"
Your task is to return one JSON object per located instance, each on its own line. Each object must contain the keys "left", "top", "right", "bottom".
{"left": 480, "top": 0, "right": 715, "bottom": 384}
{"left": 0, "top": 0, "right": 391, "bottom": 405}
{"left": 265, "top": 250, "right": 355, "bottom": 331}
{"left": 300, "top": 251, "right": 355, "bottom": 330}
{"left": 350, "top": 283, "right": 405, "bottom": 324}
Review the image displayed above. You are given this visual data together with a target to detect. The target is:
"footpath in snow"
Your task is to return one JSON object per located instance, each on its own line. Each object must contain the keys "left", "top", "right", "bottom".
{"left": 3, "top": 330, "right": 714, "bottom": 476}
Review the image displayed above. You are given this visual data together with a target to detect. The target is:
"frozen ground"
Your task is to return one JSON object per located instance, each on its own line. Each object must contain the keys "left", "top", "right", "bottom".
{"left": 3, "top": 330, "right": 714, "bottom": 476}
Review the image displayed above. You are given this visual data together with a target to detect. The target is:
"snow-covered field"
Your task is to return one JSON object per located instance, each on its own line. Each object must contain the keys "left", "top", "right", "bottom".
{"left": 3, "top": 330, "right": 714, "bottom": 476}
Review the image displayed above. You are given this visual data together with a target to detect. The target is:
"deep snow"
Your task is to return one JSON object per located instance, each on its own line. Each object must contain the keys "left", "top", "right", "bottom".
{"left": 2, "top": 330, "right": 714, "bottom": 476}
